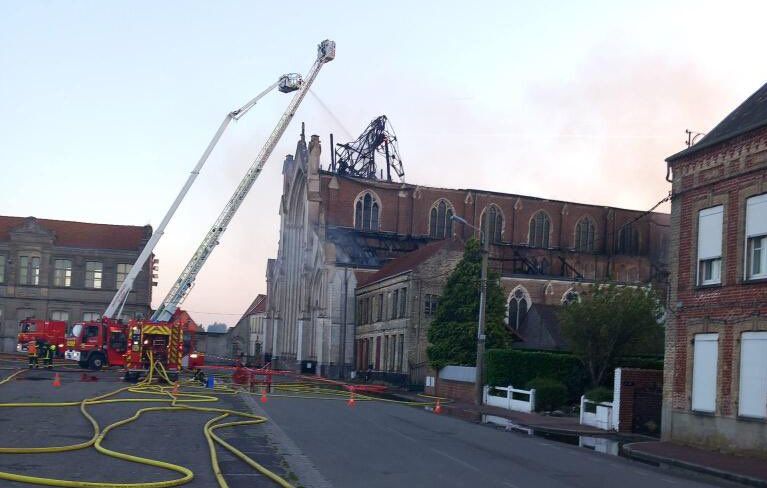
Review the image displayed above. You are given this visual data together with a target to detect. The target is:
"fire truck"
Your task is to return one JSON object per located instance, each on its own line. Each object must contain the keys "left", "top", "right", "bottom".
{"left": 64, "top": 320, "right": 127, "bottom": 369}
{"left": 123, "top": 40, "right": 335, "bottom": 381}
{"left": 65, "top": 40, "right": 335, "bottom": 377}
{"left": 64, "top": 310, "right": 200, "bottom": 371}
{"left": 16, "top": 319, "right": 67, "bottom": 357}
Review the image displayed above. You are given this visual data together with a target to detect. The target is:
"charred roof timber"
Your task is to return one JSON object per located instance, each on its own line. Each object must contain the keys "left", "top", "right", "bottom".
{"left": 333, "top": 115, "right": 405, "bottom": 182}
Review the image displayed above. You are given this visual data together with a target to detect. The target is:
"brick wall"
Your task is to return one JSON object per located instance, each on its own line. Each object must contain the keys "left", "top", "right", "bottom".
{"left": 617, "top": 368, "right": 663, "bottom": 434}
{"left": 319, "top": 171, "right": 668, "bottom": 261}
{"left": 664, "top": 122, "right": 767, "bottom": 452}
{"left": 435, "top": 378, "right": 475, "bottom": 404}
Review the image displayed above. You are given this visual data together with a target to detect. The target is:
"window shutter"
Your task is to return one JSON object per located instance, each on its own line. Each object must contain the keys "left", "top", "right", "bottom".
{"left": 739, "top": 332, "right": 767, "bottom": 419}
{"left": 746, "top": 194, "right": 767, "bottom": 237}
{"left": 692, "top": 333, "right": 718, "bottom": 413}
{"left": 697, "top": 206, "right": 723, "bottom": 260}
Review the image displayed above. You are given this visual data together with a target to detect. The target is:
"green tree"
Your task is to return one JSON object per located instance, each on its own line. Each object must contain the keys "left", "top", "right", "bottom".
{"left": 427, "top": 238, "right": 511, "bottom": 369}
{"left": 559, "top": 284, "right": 664, "bottom": 387}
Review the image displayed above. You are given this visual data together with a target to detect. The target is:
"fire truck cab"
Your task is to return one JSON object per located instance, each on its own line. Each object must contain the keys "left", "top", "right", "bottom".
{"left": 64, "top": 320, "right": 128, "bottom": 370}
{"left": 17, "top": 319, "right": 67, "bottom": 356}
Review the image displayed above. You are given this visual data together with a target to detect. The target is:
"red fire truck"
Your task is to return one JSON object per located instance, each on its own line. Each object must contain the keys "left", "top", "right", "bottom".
{"left": 64, "top": 310, "right": 202, "bottom": 371}
{"left": 123, "top": 319, "right": 184, "bottom": 382}
{"left": 64, "top": 320, "right": 128, "bottom": 370}
{"left": 17, "top": 319, "right": 67, "bottom": 357}
{"left": 64, "top": 41, "right": 334, "bottom": 377}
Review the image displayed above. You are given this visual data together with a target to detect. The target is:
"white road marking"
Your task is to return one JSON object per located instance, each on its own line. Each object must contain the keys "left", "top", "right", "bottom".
{"left": 429, "top": 447, "right": 481, "bottom": 472}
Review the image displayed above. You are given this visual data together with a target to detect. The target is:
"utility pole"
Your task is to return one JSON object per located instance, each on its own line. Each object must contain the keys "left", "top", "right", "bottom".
{"left": 475, "top": 211, "right": 489, "bottom": 406}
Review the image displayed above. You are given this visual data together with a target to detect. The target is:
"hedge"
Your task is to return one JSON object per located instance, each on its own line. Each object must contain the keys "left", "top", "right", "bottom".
{"left": 526, "top": 377, "right": 568, "bottom": 412}
{"left": 485, "top": 349, "right": 662, "bottom": 401}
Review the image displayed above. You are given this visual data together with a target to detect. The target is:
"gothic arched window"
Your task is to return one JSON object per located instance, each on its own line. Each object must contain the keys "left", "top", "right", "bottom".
{"left": 575, "top": 217, "right": 596, "bottom": 252}
{"left": 481, "top": 205, "right": 503, "bottom": 243}
{"left": 529, "top": 211, "right": 550, "bottom": 248}
{"left": 429, "top": 199, "right": 454, "bottom": 239}
{"left": 354, "top": 192, "right": 380, "bottom": 231}
{"left": 617, "top": 224, "right": 640, "bottom": 255}
{"left": 507, "top": 287, "right": 530, "bottom": 330}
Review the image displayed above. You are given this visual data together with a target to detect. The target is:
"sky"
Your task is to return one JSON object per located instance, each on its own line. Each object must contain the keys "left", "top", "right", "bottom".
{"left": 2, "top": 1, "right": 766, "bottom": 326}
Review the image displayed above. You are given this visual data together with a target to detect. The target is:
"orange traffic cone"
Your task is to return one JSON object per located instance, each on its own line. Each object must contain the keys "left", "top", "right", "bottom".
{"left": 347, "top": 390, "right": 356, "bottom": 407}
{"left": 260, "top": 390, "right": 268, "bottom": 403}
{"left": 52, "top": 373, "right": 61, "bottom": 388}
{"left": 434, "top": 399, "right": 442, "bottom": 414}
{"left": 172, "top": 382, "right": 179, "bottom": 395}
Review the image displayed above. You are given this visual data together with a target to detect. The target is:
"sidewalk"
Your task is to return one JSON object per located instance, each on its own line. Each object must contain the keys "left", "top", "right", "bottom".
{"left": 624, "top": 441, "right": 767, "bottom": 487}
{"left": 386, "top": 388, "right": 767, "bottom": 486}
{"left": 386, "top": 389, "right": 608, "bottom": 435}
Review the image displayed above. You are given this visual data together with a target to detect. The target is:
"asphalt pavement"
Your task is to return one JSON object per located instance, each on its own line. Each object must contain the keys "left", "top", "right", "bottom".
{"left": 0, "top": 364, "right": 293, "bottom": 488}
{"left": 254, "top": 390, "right": 737, "bottom": 488}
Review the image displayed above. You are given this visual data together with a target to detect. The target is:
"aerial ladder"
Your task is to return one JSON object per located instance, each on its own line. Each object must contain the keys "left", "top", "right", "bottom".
{"left": 65, "top": 43, "right": 331, "bottom": 371}
{"left": 151, "top": 39, "right": 336, "bottom": 322}
{"left": 104, "top": 72, "right": 305, "bottom": 321}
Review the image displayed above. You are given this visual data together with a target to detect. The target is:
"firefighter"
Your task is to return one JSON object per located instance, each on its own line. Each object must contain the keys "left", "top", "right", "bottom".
{"left": 27, "top": 340, "right": 38, "bottom": 368}
{"left": 193, "top": 368, "right": 206, "bottom": 385}
{"left": 44, "top": 344, "right": 56, "bottom": 369}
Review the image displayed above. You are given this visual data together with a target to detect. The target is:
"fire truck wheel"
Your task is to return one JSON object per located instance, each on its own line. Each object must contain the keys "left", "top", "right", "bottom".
{"left": 88, "top": 354, "right": 105, "bottom": 371}
{"left": 124, "top": 372, "right": 139, "bottom": 383}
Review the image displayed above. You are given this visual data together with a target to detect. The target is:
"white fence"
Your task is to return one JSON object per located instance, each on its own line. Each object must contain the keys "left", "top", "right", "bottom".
{"left": 483, "top": 385, "right": 536, "bottom": 413}
{"left": 579, "top": 395, "right": 614, "bottom": 431}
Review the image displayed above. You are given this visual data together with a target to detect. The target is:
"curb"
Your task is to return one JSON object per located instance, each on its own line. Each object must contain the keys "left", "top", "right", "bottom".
{"left": 623, "top": 443, "right": 767, "bottom": 487}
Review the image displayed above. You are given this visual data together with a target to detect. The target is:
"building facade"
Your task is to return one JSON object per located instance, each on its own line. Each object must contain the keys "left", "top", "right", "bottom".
{"left": 265, "top": 124, "right": 670, "bottom": 378}
{"left": 355, "top": 241, "right": 463, "bottom": 384}
{"left": 230, "top": 294, "right": 267, "bottom": 366}
{"left": 663, "top": 83, "right": 767, "bottom": 456}
{"left": 0, "top": 216, "right": 154, "bottom": 352}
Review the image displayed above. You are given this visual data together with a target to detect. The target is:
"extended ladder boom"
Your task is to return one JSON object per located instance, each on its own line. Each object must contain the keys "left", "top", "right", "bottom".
{"left": 151, "top": 40, "right": 336, "bottom": 322}
{"left": 103, "top": 74, "right": 302, "bottom": 320}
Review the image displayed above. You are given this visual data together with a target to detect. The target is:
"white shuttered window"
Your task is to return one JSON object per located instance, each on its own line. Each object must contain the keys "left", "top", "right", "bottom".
{"left": 692, "top": 333, "right": 718, "bottom": 413}
{"left": 746, "top": 194, "right": 767, "bottom": 279}
{"left": 739, "top": 332, "right": 767, "bottom": 419}
{"left": 697, "top": 206, "right": 723, "bottom": 285}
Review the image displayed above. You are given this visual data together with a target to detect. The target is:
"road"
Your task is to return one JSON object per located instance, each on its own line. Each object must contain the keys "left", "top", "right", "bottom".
{"left": 253, "top": 390, "right": 732, "bottom": 488}
{"left": 0, "top": 363, "right": 292, "bottom": 488}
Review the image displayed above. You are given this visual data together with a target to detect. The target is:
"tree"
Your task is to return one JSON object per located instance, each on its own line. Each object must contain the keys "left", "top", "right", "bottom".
{"left": 427, "top": 238, "right": 511, "bottom": 369}
{"left": 559, "top": 284, "right": 664, "bottom": 387}
{"left": 206, "top": 322, "right": 229, "bottom": 333}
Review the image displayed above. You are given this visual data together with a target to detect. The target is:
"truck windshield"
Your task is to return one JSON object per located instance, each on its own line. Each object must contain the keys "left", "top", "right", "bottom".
{"left": 21, "top": 323, "right": 36, "bottom": 333}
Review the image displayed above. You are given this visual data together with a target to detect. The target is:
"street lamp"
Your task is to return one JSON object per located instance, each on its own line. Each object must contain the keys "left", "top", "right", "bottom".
{"left": 450, "top": 213, "right": 489, "bottom": 406}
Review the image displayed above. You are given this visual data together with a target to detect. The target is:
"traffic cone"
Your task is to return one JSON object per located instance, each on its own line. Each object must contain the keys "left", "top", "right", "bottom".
{"left": 260, "top": 390, "right": 268, "bottom": 403}
{"left": 434, "top": 399, "right": 442, "bottom": 414}
{"left": 172, "top": 382, "right": 179, "bottom": 395}
{"left": 347, "top": 390, "right": 356, "bottom": 407}
{"left": 52, "top": 373, "right": 61, "bottom": 388}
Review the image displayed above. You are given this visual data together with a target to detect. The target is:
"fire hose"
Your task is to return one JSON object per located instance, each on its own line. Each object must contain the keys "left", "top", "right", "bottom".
{"left": 0, "top": 359, "right": 450, "bottom": 487}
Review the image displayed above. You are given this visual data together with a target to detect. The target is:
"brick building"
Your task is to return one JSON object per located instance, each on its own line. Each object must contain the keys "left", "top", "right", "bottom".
{"left": 264, "top": 124, "right": 669, "bottom": 378}
{"left": 663, "top": 82, "right": 767, "bottom": 456}
{"left": 0, "top": 216, "right": 154, "bottom": 352}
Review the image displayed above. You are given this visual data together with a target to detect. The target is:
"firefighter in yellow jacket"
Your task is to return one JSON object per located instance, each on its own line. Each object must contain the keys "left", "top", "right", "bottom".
{"left": 44, "top": 344, "right": 56, "bottom": 369}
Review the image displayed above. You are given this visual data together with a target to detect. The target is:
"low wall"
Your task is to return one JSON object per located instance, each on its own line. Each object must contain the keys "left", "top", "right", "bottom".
{"left": 615, "top": 368, "right": 663, "bottom": 435}
{"left": 430, "top": 366, "right": 477, "bottom": 403}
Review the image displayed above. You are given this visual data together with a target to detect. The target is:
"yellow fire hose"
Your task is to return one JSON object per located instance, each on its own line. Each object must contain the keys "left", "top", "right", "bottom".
{"left": 0, "top": 357, "right": 450, "bottom": 487}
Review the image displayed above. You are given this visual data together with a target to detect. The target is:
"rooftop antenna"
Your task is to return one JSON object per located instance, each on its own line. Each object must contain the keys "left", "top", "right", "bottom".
{"left": 685, "top": 129, "right": 706, "bottom": 147}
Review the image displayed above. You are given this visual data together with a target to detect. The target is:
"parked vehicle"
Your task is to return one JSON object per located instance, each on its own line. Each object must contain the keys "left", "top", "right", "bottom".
{"left": 17, "top": 319, "right": 67, "bottom": 357}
